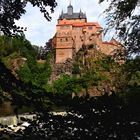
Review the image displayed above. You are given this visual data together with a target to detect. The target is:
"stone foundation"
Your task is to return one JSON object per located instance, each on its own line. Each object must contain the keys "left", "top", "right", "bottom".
{"left": 50, "top": 58, "right": 73, "bottom": 81}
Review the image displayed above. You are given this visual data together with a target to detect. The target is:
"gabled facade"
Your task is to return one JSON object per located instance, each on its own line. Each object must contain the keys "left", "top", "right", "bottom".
{"left": 52, "top": 3, "right": 122, "bottom": 63}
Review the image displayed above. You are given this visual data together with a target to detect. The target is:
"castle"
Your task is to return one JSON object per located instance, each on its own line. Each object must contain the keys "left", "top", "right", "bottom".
{"left": 52, "top": 3, "right": 122, "bottom": 63}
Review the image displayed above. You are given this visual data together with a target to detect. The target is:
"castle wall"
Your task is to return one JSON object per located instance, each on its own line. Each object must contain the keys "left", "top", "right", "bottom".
{"left": 55, "top": 34, "right": 74, "bottom": 63}
{"left": 71, "top": 28, "right": 83, "bottom": 51}
{"left": 54, "top": 23, "right": 104, "bottom": 63}
{"left": 57, "top": 25, "right": 73, "bottom": 32}
{"left": 56, "top": 37, "right": 73, "bottom": 48}
{"left": 58, "top": 19, "right": 86, "bottom": 24}
{"left": 55, "top": 48, "right": 73, "bottom": 63}
{"left": 53, "top": 5, "right": 122, "bottom": 64}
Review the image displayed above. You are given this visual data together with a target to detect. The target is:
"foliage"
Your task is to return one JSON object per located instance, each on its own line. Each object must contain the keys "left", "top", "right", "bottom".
{"left": 57, "top": 56, "right": 118, "bottom": 96}
{"left": 73, "top": 47, "right": 122, "bottom": 95}
{"left": 39, "top": 38, "right": 55, "bottom": 60}
{"left": 118, "top": 57, "right": 140, "bottom": 89}
{"left": 0, "top": 95, "right": 140, "bottom": 140}
{"left": 0, "top": 34, "right": 52, "bottom": 90}
{"left": 0, "top": 35, "right": 13, "bottom": 57}
{"left": 0, "top": 35, "right": 37, "bottom": 60}
{"left": 0, "top": 0, "right": 55, "bottom": 99}
{"left": 0, "top": 3, "right": 140, "bottom": 140}
{"left": 72, "top": 62, "right": 80, "bottom": 74}
{"left": 18, "top": 56, "right": 52, "bottom": 89}
{"left": 129, "top": 71, "right": 140, "bottom": 86}
{"left": 0, "top": 59, "right": 53, "bottom": 113}
{"left": 0, "top": 0, "right": 57, "bottom": 35}
{"left": 99, "top": 0, "right": 140, "bottom": 55}
{"left": 119, "top": 86, "right": 140, "bottom": 111}
{"left": 51, "top": 74, "right": 82, "bottom": 97}
{"left": 53, "top": 75, "right": 73, "bottom": 95}
{"left": 0, "top": 35, "right": 53, "bottom": 112}
{"left": 18, "top": 64, "right": 32, "bottom": 83}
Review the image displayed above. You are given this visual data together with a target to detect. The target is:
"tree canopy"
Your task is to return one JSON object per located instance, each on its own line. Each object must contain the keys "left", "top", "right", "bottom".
{"left": 0, "top": 0, "right": 57, "bottom": 35}
{"left": 99, "top": 0, "right": 140, "bottom": 55}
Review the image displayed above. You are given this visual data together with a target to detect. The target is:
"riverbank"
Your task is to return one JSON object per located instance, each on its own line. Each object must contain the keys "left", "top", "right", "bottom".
{"left": 0, "top": 114, "right": 36, "bottom": 126}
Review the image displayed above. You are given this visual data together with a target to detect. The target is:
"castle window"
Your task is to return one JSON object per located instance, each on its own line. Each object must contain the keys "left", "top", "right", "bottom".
{"left": 60, "top": 26, "right": 70, "bottom": 30}
{"left": 66, "top": 38, "right": 68, "bottom": 41}
{"left": 60, "top": 38, "right": 63, "bottom": 42}
{"left": 73, "top": 27, "right": 82, "bottom": 30}
{"left": 88, "top": 26, "right": 93, "bottom": 30}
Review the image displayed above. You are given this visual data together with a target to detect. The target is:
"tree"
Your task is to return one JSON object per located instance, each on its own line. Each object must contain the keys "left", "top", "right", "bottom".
{"left": 99, "top": 0, "right": 140, "bottom": 55}
{"left": 18, "top": 64, "right": 32, "bottom": 83}
{"left": 0, "top": 0, "right": 57, "bottom": 35}
{"left": 0, "top": 34, "right": 37, "bottom": 57}
{"left": 1, "top": 95, "right": 140, "bottom": 140}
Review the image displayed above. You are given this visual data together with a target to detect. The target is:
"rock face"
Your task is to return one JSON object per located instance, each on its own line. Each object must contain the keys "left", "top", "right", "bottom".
{"left": 10, "top": 57, "right": 27, "bottom": 69}
{"left": 8, "top": 57, "right": 27, "bottom": 78}
{"left": 50, "top": 58, "right": 73, "bottom": 81}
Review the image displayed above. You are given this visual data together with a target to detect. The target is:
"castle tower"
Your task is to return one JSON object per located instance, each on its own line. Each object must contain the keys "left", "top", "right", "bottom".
{"left": 58, "top": 3, "right": 87, "bottom": 23}
{"left": 67, "top": 3, "right": 73, "bottom": 15}
{"left": 53, "top": 3, "right": 103, "bottom": 63}
{"left": 52, "top": 3, "right": 121, "bottom": 64}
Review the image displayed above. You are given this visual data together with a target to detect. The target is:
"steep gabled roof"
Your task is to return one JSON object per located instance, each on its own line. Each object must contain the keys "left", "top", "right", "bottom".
{"left": 103, "top": 38, "right": 123, "bottom": 46}
{"left": 59, "top": 12, "right": 87, "bottom": 20}
{"left": 58, "top": 3, "right": 87, "bottom": 20}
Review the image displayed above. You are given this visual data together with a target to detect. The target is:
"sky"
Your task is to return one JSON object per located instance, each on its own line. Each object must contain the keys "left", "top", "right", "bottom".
{"left": 16, "top": 0, "right": 110, "bottom": 46}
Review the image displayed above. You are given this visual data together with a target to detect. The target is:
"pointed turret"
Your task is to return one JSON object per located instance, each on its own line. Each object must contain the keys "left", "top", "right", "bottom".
{"left": 67, "top": 3, "right": 73, "bottom": 15}
{"left": 58, "top": 3, "right": 87, "bottom": 21}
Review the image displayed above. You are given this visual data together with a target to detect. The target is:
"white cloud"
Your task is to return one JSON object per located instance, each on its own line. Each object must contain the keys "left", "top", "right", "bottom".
{"left": 16, "top": 0, "right": 109, "bottom": 46}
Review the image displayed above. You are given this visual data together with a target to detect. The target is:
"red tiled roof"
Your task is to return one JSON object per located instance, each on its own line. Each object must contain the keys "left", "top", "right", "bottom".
{"left": 103, "top": 38, "right": 122, "bottom": 46}
{"left": 85, "top": 22, "right": 101, "bottom": 28}
{"left": 57, "top": 23, "right": 72, "bottom": 26}
{"left": 57, "top": 21, "right": 101, "bottom": 28}
{"left": 102, "top": 41, "right": 114, "bottom": 45}
{"left": 72, "top": 23, "right": 84, "bottom": 27}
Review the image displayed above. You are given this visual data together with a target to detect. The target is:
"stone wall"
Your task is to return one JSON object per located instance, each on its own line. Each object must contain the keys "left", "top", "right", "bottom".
{"left": 50, "top": 58, "right": 73, "bottom": 81}
{"left": 55, "top": 48, "right": 73, "bottom": 63}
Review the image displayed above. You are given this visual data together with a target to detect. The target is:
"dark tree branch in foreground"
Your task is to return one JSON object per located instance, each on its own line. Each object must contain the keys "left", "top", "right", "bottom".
{"left": 0, "top": 0, "right": 57, "bottom": 35}
{"left": 0, "top": 60, "right": 51, "bottom": 113}
{"left": 99, "top": 0, "right": 140, "bottom": 55}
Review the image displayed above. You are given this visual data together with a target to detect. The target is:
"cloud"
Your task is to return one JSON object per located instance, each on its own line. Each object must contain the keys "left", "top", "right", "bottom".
{"left": 16, "top": 0, "right": 109, "bottom": 46}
